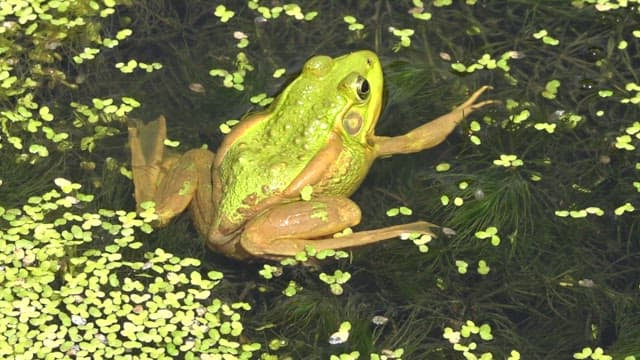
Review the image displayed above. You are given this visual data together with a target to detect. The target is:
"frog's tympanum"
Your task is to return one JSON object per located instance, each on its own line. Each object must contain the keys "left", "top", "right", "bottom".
{"left": 129, "top": 50, "right": 494, "bottom": 260}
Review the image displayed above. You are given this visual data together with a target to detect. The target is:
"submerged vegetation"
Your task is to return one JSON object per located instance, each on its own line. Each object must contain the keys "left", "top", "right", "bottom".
{"left": 0, "top": 0, "right": 639, "bottom": 359}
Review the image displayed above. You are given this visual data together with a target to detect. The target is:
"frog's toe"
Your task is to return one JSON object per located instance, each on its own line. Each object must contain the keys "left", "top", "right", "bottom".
{"left": 398, "top": 220, "right": 438, "bottom": 237}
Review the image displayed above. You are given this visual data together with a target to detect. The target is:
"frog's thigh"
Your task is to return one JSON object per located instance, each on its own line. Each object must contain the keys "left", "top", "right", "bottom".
{"left": 240, "top": 196, "right": 362, "bottom": 257}
{"left": 151, "top": 149, "right": 213, "bottom": 226}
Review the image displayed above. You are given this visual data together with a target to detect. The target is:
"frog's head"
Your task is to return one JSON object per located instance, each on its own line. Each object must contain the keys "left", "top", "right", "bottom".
{"left": 299, "top": 50, "right": 384, "bottom": 147}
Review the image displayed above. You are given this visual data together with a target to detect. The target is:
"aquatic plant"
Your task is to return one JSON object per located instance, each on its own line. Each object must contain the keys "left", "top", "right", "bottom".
{"left": 0, "top": 179, "right": 260, "bottom": 358}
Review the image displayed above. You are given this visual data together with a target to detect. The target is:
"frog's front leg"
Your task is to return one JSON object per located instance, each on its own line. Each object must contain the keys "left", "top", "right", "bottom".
{"left": 237, "top": 196, "right": 435, "bottom": 258}
{"left": 375, "top": 86, "right": 496, "bottom": 156}
{"left": 128, "top": 116, "right": 214, "bottom": 229}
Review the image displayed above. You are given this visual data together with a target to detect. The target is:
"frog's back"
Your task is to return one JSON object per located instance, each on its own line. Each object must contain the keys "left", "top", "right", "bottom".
{"left": 216, "top": 88, "right": 347, "bottom": 226}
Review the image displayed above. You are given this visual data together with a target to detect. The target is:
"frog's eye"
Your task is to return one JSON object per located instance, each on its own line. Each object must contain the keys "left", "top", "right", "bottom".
{"left": 355, "top": 76, "right": 370, "bottom": 102}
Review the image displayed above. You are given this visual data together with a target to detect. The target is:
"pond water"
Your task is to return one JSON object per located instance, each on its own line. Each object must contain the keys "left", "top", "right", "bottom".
{"left": 0, "top": 1, "right": 638, "bottom": 359}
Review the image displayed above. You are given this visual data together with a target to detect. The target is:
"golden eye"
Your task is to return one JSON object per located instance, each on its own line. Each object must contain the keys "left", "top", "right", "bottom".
{"left": 355, "top": 76, "right": 370, "bottom": 101}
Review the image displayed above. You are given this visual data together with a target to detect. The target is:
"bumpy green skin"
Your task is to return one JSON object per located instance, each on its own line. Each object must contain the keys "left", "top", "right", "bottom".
{"left": 216, "top": 51, "right": 383, "bottom": 226}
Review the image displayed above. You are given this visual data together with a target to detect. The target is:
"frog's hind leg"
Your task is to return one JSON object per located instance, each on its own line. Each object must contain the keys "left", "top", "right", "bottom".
{"left": 128, "top": 116, "right": 213, "bottom": 228}
{"left": 238, "top": 196, "right": 437, "bottom": 259}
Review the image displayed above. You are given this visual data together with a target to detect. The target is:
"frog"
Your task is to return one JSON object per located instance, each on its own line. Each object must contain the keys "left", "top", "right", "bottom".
{"left": 128, "top": 50, "right": 494, "bottom": 260}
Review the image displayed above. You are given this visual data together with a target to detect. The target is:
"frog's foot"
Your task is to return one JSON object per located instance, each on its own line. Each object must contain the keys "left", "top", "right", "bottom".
{"left": 234, "top": 196, "right": 436, "bottom": 259}
{"left": 441, "top": 85, "right": 497, "bottom": 124}
{"left": 128, "top": 116, "right": 172, "bottom": 208}
{"left": 128, "top": 116, "right": 214, "bottom": 227}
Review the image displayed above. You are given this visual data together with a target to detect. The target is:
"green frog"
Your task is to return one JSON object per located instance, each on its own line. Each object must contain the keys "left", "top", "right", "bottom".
{"left": 128, "top": 50, "right": 494, "bottom": 260}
